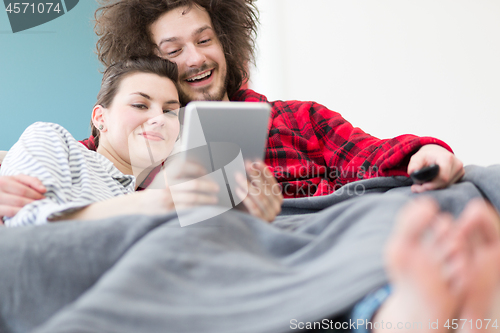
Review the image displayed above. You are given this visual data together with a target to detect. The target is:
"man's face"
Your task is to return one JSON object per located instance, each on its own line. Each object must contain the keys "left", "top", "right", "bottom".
{"left": 150, "top": 6, "right": 229, "bottom": 104}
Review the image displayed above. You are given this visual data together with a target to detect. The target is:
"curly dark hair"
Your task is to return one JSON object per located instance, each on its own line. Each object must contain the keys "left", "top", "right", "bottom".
{"left": 91, "top": 56, "right": 179, "bottom": 148}
{"left": 94, "top": 0, "right": 259, "bottom": 99}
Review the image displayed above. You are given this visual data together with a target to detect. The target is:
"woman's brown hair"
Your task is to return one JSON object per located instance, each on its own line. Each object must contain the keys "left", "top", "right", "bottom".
{"left": 91, "top": 56, "right": 178, "bottom": 148}
{"left": 94, "top": 0, "right": 259, "bottom": 99}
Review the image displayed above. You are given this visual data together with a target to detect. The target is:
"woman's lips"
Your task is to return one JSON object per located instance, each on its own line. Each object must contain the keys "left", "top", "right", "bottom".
{"left": 140, "top": 132, "right": 164, "bottom": 141}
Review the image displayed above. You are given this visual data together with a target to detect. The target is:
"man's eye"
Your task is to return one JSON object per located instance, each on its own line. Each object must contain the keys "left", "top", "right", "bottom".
{"left": 199, "top": 39, "right": 211, "bottom": 44}
{"left": 167, "top": 49, "right": 180, "bottom": 56}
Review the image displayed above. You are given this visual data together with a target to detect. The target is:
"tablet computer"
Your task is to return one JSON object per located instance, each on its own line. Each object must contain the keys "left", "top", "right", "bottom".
{"left": 180, "top": 101, "right": 271, "bottom": 168}
{"left": 164, "top": 101, "right": 272, "bottom": 212}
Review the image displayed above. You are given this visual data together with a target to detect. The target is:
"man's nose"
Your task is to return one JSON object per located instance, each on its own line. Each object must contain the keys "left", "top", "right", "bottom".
{"left": 184, "top": 44, "right": 206, "bottom": 68}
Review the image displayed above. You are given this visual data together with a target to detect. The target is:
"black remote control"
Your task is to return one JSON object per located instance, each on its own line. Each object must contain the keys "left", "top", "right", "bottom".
{"left": 410, "top": 164, "right": 440, "bottom": 184}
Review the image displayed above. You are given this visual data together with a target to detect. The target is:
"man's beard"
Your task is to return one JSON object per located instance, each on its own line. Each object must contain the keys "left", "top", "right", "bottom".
{"left": 178, "top": 82, "right": 227, "bottom": 104}
{"left": 178, "top": 63, "right": 228, "bottom": 105}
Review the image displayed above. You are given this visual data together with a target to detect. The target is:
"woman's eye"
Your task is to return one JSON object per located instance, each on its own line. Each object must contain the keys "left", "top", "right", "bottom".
{"left": 163, "top": 109, "right": 178, "bottom": 116}
{"left": 132, "top": 104, "right": 147, "bottom": 109}
{"left": 199, "top": 39, "right": 211, "bottom": 44}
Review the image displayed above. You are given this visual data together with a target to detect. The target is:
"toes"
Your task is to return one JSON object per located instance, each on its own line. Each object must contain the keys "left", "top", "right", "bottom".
{"left": 394, "top": 197, "right": 441, "bottom": 243}
{"left": 458, "top": 199, "right": 500, "bottom": 245}
{"left": 386, "top": 197, "right": 441, "bottom": 271}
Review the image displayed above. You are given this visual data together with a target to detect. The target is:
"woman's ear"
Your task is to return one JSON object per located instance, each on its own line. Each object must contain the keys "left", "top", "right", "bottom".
{"left": 92, "top": 105, "right": 106, "bottom": 132}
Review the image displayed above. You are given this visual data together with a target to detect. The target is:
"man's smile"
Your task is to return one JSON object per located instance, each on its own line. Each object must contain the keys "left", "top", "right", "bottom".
{"left": 185, "top": 69, "right": 214, "bottom": 87}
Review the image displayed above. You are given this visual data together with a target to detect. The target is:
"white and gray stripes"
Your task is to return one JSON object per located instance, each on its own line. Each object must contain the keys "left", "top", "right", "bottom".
{"left": 1, "top": 122, "right": 135, "bottom": 227}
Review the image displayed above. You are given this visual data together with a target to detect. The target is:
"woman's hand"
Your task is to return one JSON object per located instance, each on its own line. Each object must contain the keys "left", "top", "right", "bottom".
{"left": 407, "top": 144, "right": 465, "bottom": 193}
{"left": 234, "top": 161, "right": 283, "bottom": 223}
{"left": 157, "top": 161, "right": 220, "bottom": 211}
{"left": 54, "top": 162, "right": 220, "bottom": 222}
{"left": 135, "top": 181, "right": 219, "bottom": 214}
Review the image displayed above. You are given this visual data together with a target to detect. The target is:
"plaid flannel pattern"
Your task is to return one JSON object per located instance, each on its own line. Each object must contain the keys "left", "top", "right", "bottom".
{"left": 231, "top": 89, "right": 452, "bottom": 197}
{"left": 80, "top": 89, "right": 452, "bottom": 198}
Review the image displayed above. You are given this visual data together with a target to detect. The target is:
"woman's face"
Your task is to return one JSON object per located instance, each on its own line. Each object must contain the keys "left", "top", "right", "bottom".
{"left": 98, "top": 72, "right": 181, "bottom": 170}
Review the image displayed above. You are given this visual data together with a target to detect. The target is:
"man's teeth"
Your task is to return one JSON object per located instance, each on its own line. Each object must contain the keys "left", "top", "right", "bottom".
{"left": 187, "top": 71, "right": 212, "bottom": 82}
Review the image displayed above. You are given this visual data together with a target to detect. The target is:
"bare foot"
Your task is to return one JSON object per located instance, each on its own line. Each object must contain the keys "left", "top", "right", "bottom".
{"left": 373, "top": 198, "right": 461, "bottom": 333}
{"left": 455, "top": 199, "right": 500, "bottom": 333}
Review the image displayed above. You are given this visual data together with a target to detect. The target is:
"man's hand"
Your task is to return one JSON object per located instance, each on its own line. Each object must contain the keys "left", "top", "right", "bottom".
{"left": 407, "top": 144, "right": 464, "bottom": 193}
{"left": 235, "top": 161, "right": 283, "bottom": 222}
{"left": 0, "top": 175, "right": 47, "bottom": 221}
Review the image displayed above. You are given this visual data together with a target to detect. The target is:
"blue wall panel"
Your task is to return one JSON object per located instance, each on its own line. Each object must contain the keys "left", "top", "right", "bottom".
{"left": 0, "top": 1, "right": 101, "bottom": 150}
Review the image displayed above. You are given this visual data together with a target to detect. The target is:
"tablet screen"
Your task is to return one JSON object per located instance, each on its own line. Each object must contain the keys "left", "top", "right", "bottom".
{"left": 165, "top": 101, "right": 272, "bottom": 211}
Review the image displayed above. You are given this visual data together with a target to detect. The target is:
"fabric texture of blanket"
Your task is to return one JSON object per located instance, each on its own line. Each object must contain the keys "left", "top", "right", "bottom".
{"left": 0, "top": 165, "right": 497, "bottom": 333}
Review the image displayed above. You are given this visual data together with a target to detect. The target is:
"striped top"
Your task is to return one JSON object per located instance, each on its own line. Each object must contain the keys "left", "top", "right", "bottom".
{"left": 0, "top": 122, "right": 136, "bottom": 227}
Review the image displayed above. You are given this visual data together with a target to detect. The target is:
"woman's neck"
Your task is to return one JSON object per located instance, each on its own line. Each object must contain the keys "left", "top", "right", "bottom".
{"left": 96, "top": 145, "right": 149, "bottom": 190}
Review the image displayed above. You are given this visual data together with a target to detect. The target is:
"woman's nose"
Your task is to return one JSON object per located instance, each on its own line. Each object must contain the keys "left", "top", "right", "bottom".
{"left": 148, "top": 112, "right": 165, "bottom": 127}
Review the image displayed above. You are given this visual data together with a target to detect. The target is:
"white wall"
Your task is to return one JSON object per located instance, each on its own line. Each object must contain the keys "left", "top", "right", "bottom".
{"left": 251, "top": 0, "right": 500, "bottom": 166}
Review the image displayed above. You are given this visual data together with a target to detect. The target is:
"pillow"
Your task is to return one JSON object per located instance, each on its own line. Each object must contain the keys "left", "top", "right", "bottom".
{"left": 0, "top": 150, "right": 7, "bottom": 166}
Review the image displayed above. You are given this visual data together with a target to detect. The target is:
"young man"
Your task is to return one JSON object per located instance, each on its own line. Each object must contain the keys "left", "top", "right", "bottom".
{"left": 0, "top": 0, "right": 464, "bottom": 219}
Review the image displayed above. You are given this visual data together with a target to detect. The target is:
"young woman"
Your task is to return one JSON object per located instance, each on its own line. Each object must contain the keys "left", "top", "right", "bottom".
{"left": 0, "top": 56, "right": 282, "bottom": 227}
{"left": 2, "top": 56, "right": 500, "bottom": 332}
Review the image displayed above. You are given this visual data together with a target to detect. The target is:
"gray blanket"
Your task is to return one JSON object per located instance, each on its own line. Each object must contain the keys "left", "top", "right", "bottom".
{"left": 0, "top": 165, "right": 498, "bottom": 333}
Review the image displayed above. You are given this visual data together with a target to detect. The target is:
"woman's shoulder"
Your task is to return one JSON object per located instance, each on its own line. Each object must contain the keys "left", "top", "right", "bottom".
{"left": 1, "top": 122, "right": 83, "bottom": 175}
{"left": 23, "top": 121, "right": 72, "bottom": 137}
{"left": 21, "top": 122, "right": 79, "bottom": 147}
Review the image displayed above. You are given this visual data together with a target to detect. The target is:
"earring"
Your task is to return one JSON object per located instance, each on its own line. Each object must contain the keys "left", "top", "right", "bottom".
{"left": 98, "top": 124, "right": 104, "bottom": 131}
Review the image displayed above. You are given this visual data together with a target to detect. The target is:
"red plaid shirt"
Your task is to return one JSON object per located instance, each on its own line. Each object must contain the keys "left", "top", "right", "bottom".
{"left": 80, "top": 89, "right": 452, "bottom": 198}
